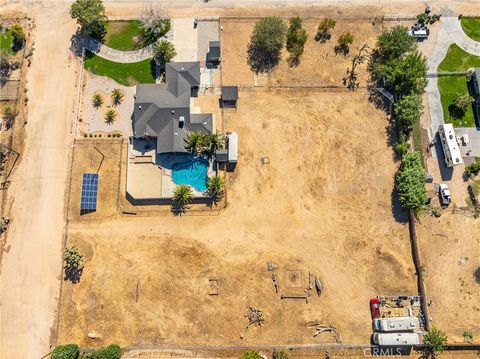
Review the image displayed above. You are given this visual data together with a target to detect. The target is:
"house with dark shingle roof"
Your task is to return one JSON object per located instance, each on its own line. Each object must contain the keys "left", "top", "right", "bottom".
{"left": 133, "top": 62, "right": 213, "bottom": 154}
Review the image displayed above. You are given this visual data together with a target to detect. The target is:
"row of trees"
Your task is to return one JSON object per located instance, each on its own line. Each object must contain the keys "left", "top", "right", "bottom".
{"left": 247, "top": 16, "right": 355, "bottom": 72}
{"left": 52, "top": 343, "right": 121, "bottom": 359}
{"left": 70, "top": 0, "right": 170, "bottom": 44}
{"left": 369, "top": 25, "right": 428, "bottom": 213}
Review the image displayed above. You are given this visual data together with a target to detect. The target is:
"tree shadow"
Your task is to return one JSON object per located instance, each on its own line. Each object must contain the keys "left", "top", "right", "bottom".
{"left": 69, "top": 29, "right": 88, "bottom": 57}
{"left": 247, "top": 41, "right": 281, "bottom": 74}
{"left": 314, "top": 31, "right": 331, "bottom": 43}
{"left": 171, "top": 204, "right": 188, "bottom": 216}
{"left": 334, "top": 44, "right": 350, "bottom": 56}
{"left": 287, "top": 55, "right": 300, "bottom": 68}
{"left": 64, "top": 265, "right": 83, "bottom": 284}
{"left": 391, "top": 185, "right": 409, "bottom": 224}
{"left": 448, "top": 104, "right": 466, "bottom": 120}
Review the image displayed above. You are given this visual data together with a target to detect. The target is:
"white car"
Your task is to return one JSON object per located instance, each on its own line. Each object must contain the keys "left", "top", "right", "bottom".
{"left": 439, "top": 184, "right": 451, "bottom": 206}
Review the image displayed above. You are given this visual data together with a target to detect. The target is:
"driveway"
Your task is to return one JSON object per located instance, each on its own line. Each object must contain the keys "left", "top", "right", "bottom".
{"left": 172, "top": 18, "right": 198, "bottom": 62}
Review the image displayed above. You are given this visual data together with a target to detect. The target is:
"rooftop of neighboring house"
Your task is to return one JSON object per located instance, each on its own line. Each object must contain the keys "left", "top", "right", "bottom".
{"left": 132, "top": 62, "right": 213, "bottom": 154}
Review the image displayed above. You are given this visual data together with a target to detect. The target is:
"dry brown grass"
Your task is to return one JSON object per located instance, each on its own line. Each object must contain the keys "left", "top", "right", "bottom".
{"left": 221, "top": 19, "right": 385, "bottom": 87}
{"left": 58, "top": 91, "right": 417, "bottom": 348}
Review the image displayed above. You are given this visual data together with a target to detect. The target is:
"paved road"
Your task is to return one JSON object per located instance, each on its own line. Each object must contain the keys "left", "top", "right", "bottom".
{"left": 426, "top": 16, "right": 480, "bottom": 145}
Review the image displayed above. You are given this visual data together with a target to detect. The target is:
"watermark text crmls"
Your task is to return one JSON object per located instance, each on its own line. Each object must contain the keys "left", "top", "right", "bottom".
{"left": 363, "top": 347, "right": 404, "bottom": 356}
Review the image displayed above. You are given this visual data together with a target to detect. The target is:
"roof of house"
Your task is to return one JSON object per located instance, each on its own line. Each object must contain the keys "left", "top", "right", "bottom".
{"left": 133, "top": 62, "right": 212, "bottom": 154}
{"left": 221, "top": 86, "right": 238, "bottom": 101}
{"left": 207, "top": 41, "right": 221, "bottom": 61}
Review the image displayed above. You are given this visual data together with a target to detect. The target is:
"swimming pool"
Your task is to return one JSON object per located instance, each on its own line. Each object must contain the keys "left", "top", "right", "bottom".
{"left": 158, "top": 153, "right": 208, "bottom": 192}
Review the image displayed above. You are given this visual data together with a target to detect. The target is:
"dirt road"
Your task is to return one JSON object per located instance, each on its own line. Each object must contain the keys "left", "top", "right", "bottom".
{"left": 0, "top": 3, "right": 77, "bottom": 359}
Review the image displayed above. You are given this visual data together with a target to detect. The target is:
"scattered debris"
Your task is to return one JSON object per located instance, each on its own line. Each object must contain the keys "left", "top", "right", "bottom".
{"left": 458, "top": 257, "right": 468, "bottom": 265}
{"left": 267, "top": 261, "right": 278, "bottom": 271}
{"left": 135, "top": 279, "right": 140, "bottom": 303}
{"left": 272, "top": 272, "right": 279, "bottom": 293}
{"left": 241, "top": 307, "right": 265, "bottom": 339}
{"left": 87, "top": 331, "right": 101, "bottom": 339}
{"left": 209, "top": 279, "right": 219, "bottom": 295}
{"left": 306, "top": 322, "right": 341, "bottom": 343}
{"left": 261, "top": 156, "right": 270, "bottom": 165}
{"left": 315, "top": 276, "right": 323, "bottom": 296}
{"left": 0, "top": 217, "right": 10, "bottom": 235}
{"left": 281, "top": 294, "right": 308, "bottom": 303}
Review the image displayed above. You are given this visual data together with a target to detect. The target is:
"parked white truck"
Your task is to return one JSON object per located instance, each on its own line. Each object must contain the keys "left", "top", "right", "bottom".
{"left": 373, "top": 332, "right": 420, "bottom": 346}
{"left": 373, "top": 316, "right": 420, "bottom": 332}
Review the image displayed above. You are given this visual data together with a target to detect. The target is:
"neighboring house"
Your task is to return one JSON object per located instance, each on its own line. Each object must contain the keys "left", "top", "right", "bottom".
{"left": 132, "top": 62, "right": 213, "bottom": 153}
{"left": 468, "top": 68, "right": 480, "bottom": 116}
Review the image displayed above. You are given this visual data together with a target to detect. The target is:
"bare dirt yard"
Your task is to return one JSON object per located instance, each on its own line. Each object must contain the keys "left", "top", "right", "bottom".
{"left": 416, "top": 211, "right": 480, "bottom": 343}
{"left": 58, "top": 90, "right": 417, "bottom": 348}
{"left": 221, "top": 19, "right": 390, "bottom": 87}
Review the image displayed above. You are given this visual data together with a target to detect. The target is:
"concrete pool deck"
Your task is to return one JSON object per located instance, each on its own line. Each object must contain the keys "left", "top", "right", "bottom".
{"left": 126, "top": 139, "right": 209, "bottom": 200}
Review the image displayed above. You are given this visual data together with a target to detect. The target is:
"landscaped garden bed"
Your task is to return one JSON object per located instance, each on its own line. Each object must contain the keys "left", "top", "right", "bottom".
{"left": 461, "top": 17, "right": 480, "bottom": 42}
{"left": 0, "top": 29, "right": 15, "bottom": 54}
{"left": 438, "top": 44, "right": 480, "bottom": 127}
{"left": 83, "top": 51, "right": 156, "bottom": 86}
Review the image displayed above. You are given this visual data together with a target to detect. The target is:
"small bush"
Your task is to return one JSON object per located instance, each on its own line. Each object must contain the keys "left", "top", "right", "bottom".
{"left": 431, "top": 208, "right": 442, "bottom": 217}
{"left": 273, "top": 349, "right": 290, "bottom": 359}
{"left": 463, "top": 330, "right": 474, "bottom": 343}
{"left": 465, "top": 157, "right": 480, "bottom": 177}
{"left": 239, "top": 350, "right": 262, "bottom": 359}
{"left": 51, "top": 344, "right": 80, "bottom": 359}
{"left": 84, "top": 134, "right": 88, "bottom": 138}
{"left": 96, "top": 344, "right": 122, "bottom": 359}
{"left": 89, "top": 134, "right": 93, "bottom": 138}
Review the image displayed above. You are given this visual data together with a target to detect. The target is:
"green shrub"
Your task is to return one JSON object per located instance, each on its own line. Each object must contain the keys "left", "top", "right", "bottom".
{"left": 463, "top": 330, "right": 474, "bottom": 343}
{"left": 424, "top": 327, "right": 448, "bottom": 354}
{"left": 240, "top": 350, "right": 262, "bottom": 359}
{"left": 96, "top": 344, "right": 122, "bottom": 359}
{"left": 465, "top": 157, "right": 480, "bottom": 177}
{"left": 52, "top": 344, "right": 80, "bottom": 359}
{"left": 273, "top": 349, "right": 290, "bottom": 359}
{"left": 431, "top": 208, "right": 441, "bottom": 217}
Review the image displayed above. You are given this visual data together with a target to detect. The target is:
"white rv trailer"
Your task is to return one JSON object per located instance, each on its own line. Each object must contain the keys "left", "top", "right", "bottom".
{"left": 372, "top": 332, "right": 420, "bottom": 346}
{"left": 438, "top": 124, "right": 463, "bottom": 167}
{"left": 373, "top": 316, "right": 420, "bottom": 332}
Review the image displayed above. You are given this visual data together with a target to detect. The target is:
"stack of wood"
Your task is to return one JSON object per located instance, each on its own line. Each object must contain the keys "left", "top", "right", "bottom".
{"left": 241, "top": 307, "right": 265, "bottom": 339}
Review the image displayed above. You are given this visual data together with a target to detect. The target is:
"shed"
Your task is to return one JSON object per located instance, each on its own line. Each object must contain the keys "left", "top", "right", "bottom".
{"left": 207, "top": 41, "right": 221, "bottom": 63}
{"left": 215, "top": 149, "right": 228, "bottom": 162}
{"left": 221, "top": 86, "right": 238, "bottom": 108}
{"left": 228, "top": 132, "right": 238, "bottom": 163}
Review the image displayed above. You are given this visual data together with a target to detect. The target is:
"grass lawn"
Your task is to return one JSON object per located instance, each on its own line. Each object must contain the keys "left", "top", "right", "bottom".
{"left": 437, "top": 44, "right": 480, "bottom": 127}
{"left": 84, "top": 51, "right": 156, "bottom": 86}
{"left": 0, "top": 30, "right": 15, "bottom": 54}
{"left": 104, "top": 21, "right": 143, "bottom": 51}
{"left": 461, "top": 17, "right": 480, "bottom": 42}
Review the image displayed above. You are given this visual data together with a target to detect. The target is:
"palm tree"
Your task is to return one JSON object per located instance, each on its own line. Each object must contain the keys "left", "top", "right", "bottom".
{"left": 185, "top": 130, "right": 207, "bottom": 154}
{"left": 153, "top": 40, "right": 177, "bottom": 64}
{"left": 206, "top": 175, "right": 225, "bottom": 198}
{"left": 105, "top": 109, "right": 117, "bottom": 124}
{"left": 111, "top": 88, "right": 124, "bottom": 106}
{"left": 92, "top": 93, "right": 103, "bottom": 108}
{"left": 207, "top": 132, "right": 225, "bottom": 154}
{"left": 173, "top": 184, "right": 193, "bottom": 206}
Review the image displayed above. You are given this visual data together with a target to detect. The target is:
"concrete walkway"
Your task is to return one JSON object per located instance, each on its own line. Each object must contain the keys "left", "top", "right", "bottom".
{"left": 85, "top": 38, "right": 154, "bottom": 63}
{"left": 426, "top": 17, "right": 480, "bottom": 144}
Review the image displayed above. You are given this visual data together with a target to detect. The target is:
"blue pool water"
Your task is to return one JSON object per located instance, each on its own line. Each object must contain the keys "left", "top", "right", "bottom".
{"left": 158, "top": 153, "right": 208, "bottom": 192}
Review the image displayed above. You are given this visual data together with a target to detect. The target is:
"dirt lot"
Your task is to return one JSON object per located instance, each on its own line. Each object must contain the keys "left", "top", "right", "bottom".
{"left": 416, "top": 211, "right": 480, "bottom": 343}
{"left": 221, "top": 19, "right": 390, "bottom": 87}
{"left": 67, "top": 139, "right": 123, "bottom": 221}
{"left": 58, "top": 90, "right": 417, "bottom": 348}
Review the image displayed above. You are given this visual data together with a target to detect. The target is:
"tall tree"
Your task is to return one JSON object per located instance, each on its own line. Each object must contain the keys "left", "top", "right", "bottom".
{"left": 394, "top": 94, "right": 423, "bottom": 133}
{"left": 336, "top": 32, "right": 354, "bottom": 55}
{"left": 395, "top": 151, "right": 427, "bottom": 213}
{"left": 375, "top": 25, "right": 416, "bottom": 63}
{"left": 70, "top": 0, "right": 107, "bottom": 39}
{"left": 286, "top": 16, "right": 308, "bottom": 64}
{"left": 139, "top": 5, "right": 171, "bottom": 44}
{"left": 153, "top": 40, "right": 177, "bottom": 64}
{"left": 247, "top": 16, "right": 287, "bottom": 73}
{"left": 10, "top": 24, "right": 25, "bottom": 50}
{"left": 424, "top": 328, "right": 448, "bottom": 356}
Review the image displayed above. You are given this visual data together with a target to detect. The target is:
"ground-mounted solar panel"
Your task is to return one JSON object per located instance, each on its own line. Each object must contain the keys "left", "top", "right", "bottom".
{"left": 80, "top": 173, "right": 99, "bottom": 215}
